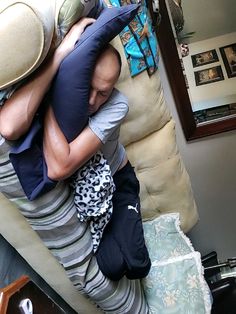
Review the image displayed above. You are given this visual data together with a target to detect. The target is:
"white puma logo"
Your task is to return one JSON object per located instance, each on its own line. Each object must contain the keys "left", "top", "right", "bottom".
{"left": 128, "top": 203, "right": 139, "bottom": 213}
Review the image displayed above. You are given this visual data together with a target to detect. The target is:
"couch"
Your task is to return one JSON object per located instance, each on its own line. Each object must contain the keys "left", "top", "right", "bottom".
{"left": 0, "top": 0, "right": 199, "bottom": 312}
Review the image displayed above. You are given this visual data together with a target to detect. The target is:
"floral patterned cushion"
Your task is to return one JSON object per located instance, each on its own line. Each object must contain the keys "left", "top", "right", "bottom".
{"left": 142, "top": 214, "right": 212, "bottom": 314}
{"left": 143, "top": 213, "right": 194, "bottom": 262}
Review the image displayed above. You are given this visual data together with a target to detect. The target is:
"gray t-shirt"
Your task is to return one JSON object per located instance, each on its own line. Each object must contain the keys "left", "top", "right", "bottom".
{"left": 89, "top": 88, "right": 128, "bottom": 175}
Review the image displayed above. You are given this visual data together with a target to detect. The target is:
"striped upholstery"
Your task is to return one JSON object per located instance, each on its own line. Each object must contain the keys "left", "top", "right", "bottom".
{"left": 0, "top": 134, "right": 148, "bottom": 313}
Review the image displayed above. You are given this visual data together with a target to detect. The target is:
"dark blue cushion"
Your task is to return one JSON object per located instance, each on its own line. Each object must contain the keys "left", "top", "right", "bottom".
{"left": 9, "top": 116, "right": 57, "bottom": 201}
{"left": 52, "top": 4, "right": 139, "bottom": 142}
{"left": 9, "top": 4, "right": 139, "bottom": 200}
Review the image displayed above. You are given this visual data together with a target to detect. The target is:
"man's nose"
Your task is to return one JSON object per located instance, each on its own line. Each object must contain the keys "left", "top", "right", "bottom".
{"left": 89, "top": 89, "right": 97, "bottom": 106}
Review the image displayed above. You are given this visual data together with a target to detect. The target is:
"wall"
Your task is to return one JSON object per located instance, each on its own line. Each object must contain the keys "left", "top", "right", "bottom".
{"left": 159, "top": 57, "right": 236, "bottom": 261}
{"left": 182, "top": 32, "right": 236, "bottom": 111}
{"left": 181, "top": 0, "right": 236, "bottom": 43}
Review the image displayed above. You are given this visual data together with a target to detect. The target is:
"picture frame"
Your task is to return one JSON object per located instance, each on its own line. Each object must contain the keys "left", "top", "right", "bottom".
{"left": 194, "top": 103, "right": 236, "bottom": 124}
{"left": 219, "top": 43, "right": 236, "bottom": 78}
{"left": 191, "top": 49, "right": 219, "bottom": 68}
{"left": 194, "top": 65, "right": 224, "bottom": 86}
{"left": 184, "top": 73, "right": 189, "bottom": 89}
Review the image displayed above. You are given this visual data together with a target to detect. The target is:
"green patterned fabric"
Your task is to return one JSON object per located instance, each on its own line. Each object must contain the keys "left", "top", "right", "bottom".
{"left": 143, "top": 213, "right": 194, "bottom": 262}
{"left": 142, "top": 214, "right": 212, "bottom": 314}
{"left": 56, "top": 0, "right": 100, "bottom": 39}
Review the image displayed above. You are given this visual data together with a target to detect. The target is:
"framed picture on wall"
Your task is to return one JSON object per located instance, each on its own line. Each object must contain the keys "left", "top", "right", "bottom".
{"left": 194, "top": 65, "right": 224, "bottom": 86}
{"left": 191, "top": 49, "right": 219, "bottom": 68}
{"left": 219, "top": 43, "right": 236, "bottom": 78}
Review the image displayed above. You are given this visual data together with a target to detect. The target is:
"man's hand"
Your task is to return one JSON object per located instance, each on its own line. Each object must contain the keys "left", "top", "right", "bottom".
{"left": 55, "top": 18, "right": 95, "bottom": 64}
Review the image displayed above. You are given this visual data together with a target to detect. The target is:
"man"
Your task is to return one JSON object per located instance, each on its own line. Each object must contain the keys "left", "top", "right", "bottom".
{"left": 0, "top": 18, "right": 149, "bottom": 312}
{"left": 43, "top": 44, "right": 151, "bottom": 281}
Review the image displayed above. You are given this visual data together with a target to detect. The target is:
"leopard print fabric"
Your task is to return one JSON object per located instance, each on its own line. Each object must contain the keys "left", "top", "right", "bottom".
{"left": 70, "top": 151, "right": 115, "bottom": 252}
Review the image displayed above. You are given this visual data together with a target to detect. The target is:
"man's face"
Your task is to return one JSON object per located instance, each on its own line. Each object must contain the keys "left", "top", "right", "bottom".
{"left": 89, "top": 71, "right": 115, "bottom": 115}
{"left": 89, "top": 49, "right": 120, "bottom": 115}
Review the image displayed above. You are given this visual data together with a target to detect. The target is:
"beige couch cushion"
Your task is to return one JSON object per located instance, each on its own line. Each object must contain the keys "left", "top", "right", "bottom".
{"left": 0, "top": 0, "right": 99, "bottom": 90}
{"left": 0, "top": 0, "right": 55, "bottom": 89}
{"left": 126, "top": 120, "right": 198, "bottom": 231}
{"left": 112, "top": 38, "right": 171, "bottom": 146}
{"left": 112, "top": 36, "right": 198, "bottom": 232}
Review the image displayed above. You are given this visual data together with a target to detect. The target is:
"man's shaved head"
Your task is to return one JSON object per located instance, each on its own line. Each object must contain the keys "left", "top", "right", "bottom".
{"left": 89, "top": 45, "right": 122, "bottom": 115}
{"left": 95, "top": 44, "right": 122, "bottom": 82}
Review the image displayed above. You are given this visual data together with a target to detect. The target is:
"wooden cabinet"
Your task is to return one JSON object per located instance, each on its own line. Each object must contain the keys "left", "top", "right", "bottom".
{"left": 0, "top": 276, "right": 72, "bottom": 314}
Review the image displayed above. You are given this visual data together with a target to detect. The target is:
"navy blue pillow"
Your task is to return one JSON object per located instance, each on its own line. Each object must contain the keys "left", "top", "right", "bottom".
{"left": 9, "top": 4, "right": 139, "bottom": 200}
{"left": 52, "top": 4, "right": 139, "bottom": 142}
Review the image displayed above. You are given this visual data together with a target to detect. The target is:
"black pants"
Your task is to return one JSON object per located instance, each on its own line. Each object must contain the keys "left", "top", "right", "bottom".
{"left": 96, "top": 161, "right": 151, "bottom": 281}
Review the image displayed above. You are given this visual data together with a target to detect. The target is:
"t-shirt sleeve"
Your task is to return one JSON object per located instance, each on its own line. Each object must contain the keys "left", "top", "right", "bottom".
{"left": 88, "top": 90, "right": 129, "bottom": 144}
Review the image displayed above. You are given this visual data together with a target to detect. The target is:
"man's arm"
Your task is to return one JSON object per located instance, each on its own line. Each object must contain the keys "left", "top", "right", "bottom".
{"left": 44, "top": 92, "right": 128, "bottom": 181}
{"left": 0, "top": 18, "right": 95, "bottom": 140}
{"left": 43, "top": 106, "right": 102, "bottom": 180}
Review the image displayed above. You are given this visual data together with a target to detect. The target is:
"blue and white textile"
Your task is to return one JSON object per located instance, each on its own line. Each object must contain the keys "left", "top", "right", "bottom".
{"left": 71, "top": 151, "right": 115, "bottom": 252}
{"left": 109, "top": 0, "right": 159, "bottom": 76}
